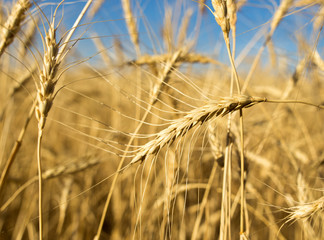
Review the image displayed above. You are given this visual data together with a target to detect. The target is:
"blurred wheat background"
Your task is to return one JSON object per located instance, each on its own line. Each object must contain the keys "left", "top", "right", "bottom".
{"left": 0, "top": 0, "right": 323, "bottom": 239}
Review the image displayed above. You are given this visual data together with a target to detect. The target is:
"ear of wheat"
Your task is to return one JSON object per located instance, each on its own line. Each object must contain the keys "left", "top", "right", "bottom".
{"left": 0, "top": 0, "right": 31, "bottom": 57}
{"left": 131, "top": 95, "right": 266, "bottom": 165}
{"left": 35, "top": 22, "right": 60, "bottom": 131}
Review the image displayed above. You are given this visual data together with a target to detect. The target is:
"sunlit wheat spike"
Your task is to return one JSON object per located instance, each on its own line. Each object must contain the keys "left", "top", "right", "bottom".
{"left": 0, "top": 0, "right": 31, "bottom": 57}
{"left": 150, "top": 50, "right": 182, "bottom": 104}
{"left": 236, "top": 0, "right": 247, "bottom": 11}
{"left": 162, "top": 6, "right": 174, "bottom": 52}
{"left": 127, "top": 52, "right": 221, "bottom": 66}
{"left": 313, "top": 5, "right": 324, "bottom": 31}
{"left": 286, "top": 196, "right": 324, "bottom": 222}
{"left": 88, "top": 0, "right": 104, "bottom": 18}
{"left": 294, "top": 0, "right": 324, "bottom": 7}
{"left": 211, "top": 0, "right": 230, "bottom": 35}
{"left": 207, "top": 122, "right": 224, "bottom": 165}
{"left": 0, "top": 157, "right": 102, "bottom": 212}
{"left": 35, "top": 22, "right": 60, "bottom": 131}
{"left": 207, "top": 123, "right": 223, "bottom": 159}
{"left": 180, "top": 52, "right": 223, "bottom": 64}
{"left": 176, "top": 8, "right": 193, "bottom": 47}
{"left": 313, "top": 50, "right": 324, "bottom": 71}
{"left": 121, "top": 0, "right": 139, "bottom": 52}
{"left": 43, "top": 157, "right": 103, "bottom": 179}
{"left": 226, "top": 0, "right": 237, "bottom": 31}
{"left": 269, "top": 0, "right": 293, "bottom": 36}
{"left": 130, "top": 95, "right": 266, "bottom": 165}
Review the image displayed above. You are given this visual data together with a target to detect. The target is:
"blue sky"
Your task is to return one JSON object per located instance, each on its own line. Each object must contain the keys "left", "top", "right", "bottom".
{"left": 32, "top": 0, "right": 323, "bottom": 69}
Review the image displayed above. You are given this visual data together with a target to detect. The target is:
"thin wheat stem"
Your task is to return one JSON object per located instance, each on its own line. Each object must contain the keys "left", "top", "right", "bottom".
{"left": 37, "top": 130, "right": 43, "bottom": 240}
{"left": 0, "top": 102, "right": 35, "bottom": 193}
{"left": 220, "top": 1, "right": 238, "bottom": 235}
{"left": 34, "top": 2, "right": 93, "bottom": 239}
{"left": 191, "top": 161, "right": 218, "bottom": 240}
{"left": 224, "top": 29, "right": 246, "bottom": 237}
{"left": 94, "top": 110, "right": 149, "bottom": 240}
{"left": 57, "top": 0, "right": 93, "bottom": 62}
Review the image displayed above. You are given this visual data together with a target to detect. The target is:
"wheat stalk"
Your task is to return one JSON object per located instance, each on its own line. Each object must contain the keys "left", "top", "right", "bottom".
{"left": 191, "top": 123, "right": 222, "bottom": 240}
{"left": 34, "top": 1, "right": 93, "bottom": 238}
{"left": 209, "top": 1, "right": 247, "bottom": 237}
{"left": 0, "top": 102, "right": 35, "bottom": 193}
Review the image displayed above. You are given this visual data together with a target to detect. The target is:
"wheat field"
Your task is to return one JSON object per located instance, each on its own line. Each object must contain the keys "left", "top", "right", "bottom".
{"left": 0, "top": 0, "right": 323, "bottom": 239}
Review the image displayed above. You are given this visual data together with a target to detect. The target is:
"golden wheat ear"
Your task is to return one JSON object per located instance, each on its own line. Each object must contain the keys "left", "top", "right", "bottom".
{"left": 0, "top": 0, "right": 31, "bottom": 58}
{"left": 130, "top": 95, "right": 266, "bottom": 165}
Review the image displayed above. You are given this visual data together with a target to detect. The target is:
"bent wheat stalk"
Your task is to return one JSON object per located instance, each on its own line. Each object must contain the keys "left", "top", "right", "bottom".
{"left": 209, "top": 1, "right": 246, "bottom": 236}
